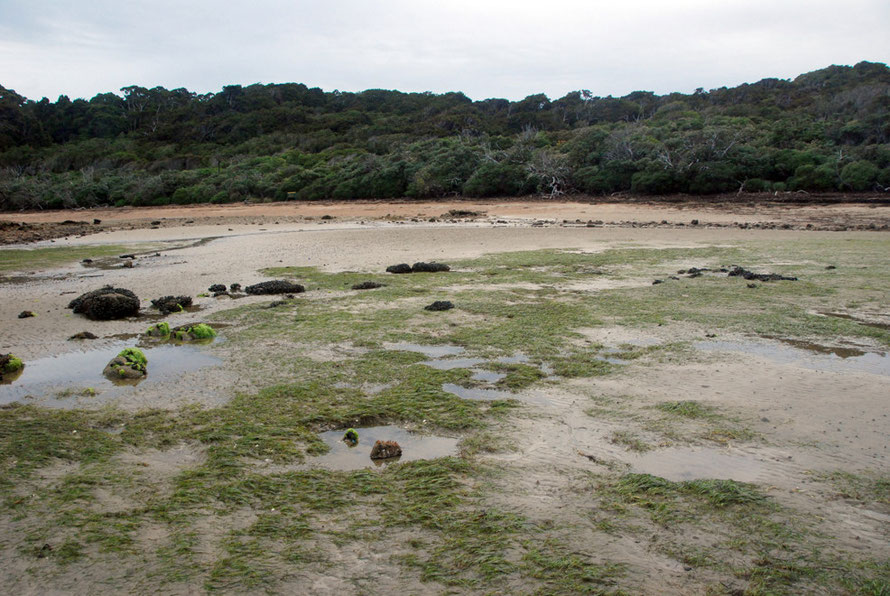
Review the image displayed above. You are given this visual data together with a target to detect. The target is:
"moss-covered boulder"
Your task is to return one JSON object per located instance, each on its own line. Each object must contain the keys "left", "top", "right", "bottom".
{"left": 1, "top": 353, "right": 24, "bottom": 381}
{"left": 145, "top": 322, "right": 171, "bottom": 338}
{"left": 171, "top": 323, "right": 217, "bottom": 341}
{"left": 103, "top": 347, "right": 147, "bottom": 380}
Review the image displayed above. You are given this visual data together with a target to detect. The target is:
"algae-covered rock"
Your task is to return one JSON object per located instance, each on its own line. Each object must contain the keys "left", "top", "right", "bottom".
{"left": 171, "top": 323, "right": 218, "bottom": 341}
{"left": 351, "top": 281, "right": 385, "bottom": 290}
{"left": 1, "top": 353, "right": 24, "bottom": 374}
{"left": 343, "top": 428, "right": 359, "bottom": 445}
{"left": 369, "top": 440, "right": 402, "bottom": 460}
{"left": 424, "top": 300, "right": 454, "bottom": 311}
{"left": 145, "top": 322, "right": 171, "bottom": 337}
{"left": 151, "top": 295, "right": 192, "bottom": 315}
{"left": 244, "top": 280, "right": 305, "bottom": 295}
{"left": 385, "top": 263, "right": 412, "bottom": 274}
{"left": 412, "top": 262, "right": 450, "bottom": 273}
{"left": 68, "top": 286, "right": 140, "bottom": 320}
{"left": 103, "top": 347, "right": 147, "bottom": 380}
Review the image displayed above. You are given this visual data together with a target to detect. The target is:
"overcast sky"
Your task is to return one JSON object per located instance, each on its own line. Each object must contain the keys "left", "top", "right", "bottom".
{"left": 1, "top": 0, "right": 888, "bottom": 102}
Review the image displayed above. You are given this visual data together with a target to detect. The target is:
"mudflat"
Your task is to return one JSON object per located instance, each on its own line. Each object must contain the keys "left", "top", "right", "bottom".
{"left": 0, "top": 200, "right": 888, "bottom": 594}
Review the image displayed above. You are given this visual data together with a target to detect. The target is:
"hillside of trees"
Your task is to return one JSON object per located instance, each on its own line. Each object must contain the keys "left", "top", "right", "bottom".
{"left": 1, "top": 61, "right": 889, "bottom": 210}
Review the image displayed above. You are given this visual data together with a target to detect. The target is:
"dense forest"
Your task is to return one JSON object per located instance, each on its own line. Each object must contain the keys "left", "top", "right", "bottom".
{"left": 1, "top": 61, "right": 889, "bottom": 210}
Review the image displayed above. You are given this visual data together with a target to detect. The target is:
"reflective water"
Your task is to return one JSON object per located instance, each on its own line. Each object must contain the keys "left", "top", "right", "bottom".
{"left": 442, "top": 383, "right": 512, "bottom": 401}
{"left": 386, "top": 342, "right": 465, "bottom": 358}
{"left": 308, "top": 425, "right": 459, "bottom": 470}
{"left": 695, "top": 339, "right": 889, "bottom": 377}
{"left": 420, "top": 357, "right": 486, "bottom": 370}
{"left": 0, "top": 341, "right": 222, "bottom": 405}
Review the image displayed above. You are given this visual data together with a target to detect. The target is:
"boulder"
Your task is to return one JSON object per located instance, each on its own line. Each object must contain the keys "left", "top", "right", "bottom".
{"left": 369, "top": 440, "right": 402, "bottom": 460}
{"left": 386, "top": 263, "right": 412, "bottom": 274}
{"left": 351, "top": 281, "right": 385, "bottom": 290}
{"left": 103, "top": 348, "right": 146, "bottom": 380}
{"left": 424, "top": 300, "right": 454, "bottom": 311}
{"left": 75, "top": 291, "right": 140, "bottom": 320}
{"left": 411, "top": 262, "right": 450, "bottom": 273}
{"left": 208, "top": 284, "right": 226, "bottom": 293}
{"left": 68, "top": 286, "right": 138, "bottom": 312}
{"left": 68, "top": 331, "right": 98, "bottom": 340}
{"left": 151, "top": 295, "right": 192, "bottom": 315}
{"left": 244, "top": 280, "right": 305, "bottom": 295}
{"left": 18, "top": 310, "right": 35, "bottom": 318}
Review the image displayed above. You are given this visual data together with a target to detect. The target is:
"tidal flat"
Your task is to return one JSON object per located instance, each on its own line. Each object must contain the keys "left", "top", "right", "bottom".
{"left": 0, "top": 203, "right": 888, "bottom": 594}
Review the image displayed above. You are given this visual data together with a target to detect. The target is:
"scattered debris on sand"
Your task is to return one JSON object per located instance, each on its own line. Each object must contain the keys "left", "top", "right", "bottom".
{"left": 728, "top": 266, "right": 798, "bottom": 282}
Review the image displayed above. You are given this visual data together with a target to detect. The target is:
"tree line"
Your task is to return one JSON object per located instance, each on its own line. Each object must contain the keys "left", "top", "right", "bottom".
{"left": 1, "top": 61, "right": 888, "bottom": 210}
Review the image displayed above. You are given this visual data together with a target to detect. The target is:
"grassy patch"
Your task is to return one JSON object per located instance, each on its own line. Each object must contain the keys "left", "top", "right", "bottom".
{"left": 0, "top": 244, "right": 135, "bottom": 273}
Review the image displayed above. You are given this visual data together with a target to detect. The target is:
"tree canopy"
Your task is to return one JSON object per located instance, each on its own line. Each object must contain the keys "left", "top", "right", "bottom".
{"left": 1, "top": 61, "right": 889, "bottom": 210}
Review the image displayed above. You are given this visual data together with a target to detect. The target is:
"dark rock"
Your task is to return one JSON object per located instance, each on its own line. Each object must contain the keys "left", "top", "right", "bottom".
{"left": 652, "top": 279, "right": 663, "bottom": 285}
{"left": 229, "top": 283, "right": 242, "bottom": 293}
{"left": 424, "top": 300, "right": 454, "bottom": 311}
{"left": 245, "top": 280, "right": 305, "bottom": 295}
{"left": 150, "top": 220, "right": 161, "bottom": 226}
{"left": 386, "top": 263, "right": 412, "bottom": 274}
{"left": 728, "top": 266, "right": 797, "bottom": 282}
{"left": 18, "top": 310, "right": 35, "bottom": 318}
{"left": 446, "top": 209, "right": 483, "bottom": 217}
{"left": 82, "top": 258, "right": 93, "bottom": 264}
{"left": 747, "top": 283, "right": 758, "bottom": 288}
{"left": 69, "top": 331, "right": 98, "bottom": 340}
{"left": 321, "top": 214, "right": 334, "bottom": 220}
{"left": 411, "top": 262, "right": 450, "bottom": 273}
{"left": 690, "top": 219, "right": 699, "bottom": 225}
{"left": 351, "top": 281, "right": 385, "bottom": 290}
{"left": 68, "top": 286, "right": 140, "bottom": 320}
{"left": 151, "top": 295, "right": 192, "bottom": 314}
{"left": 208, "top": 284, "right": 227, "bottom": 293}
{"left": 93, "top": 219, "right": 101, "bottom": 225}
{"left": 119, "top": 254, "right": 136, "bottom": 259}
{"left": 369, "top": 440, "right": 402, "bottom": 460}
{"left": 825, "top": 265, "right": 836, "bottom": 270}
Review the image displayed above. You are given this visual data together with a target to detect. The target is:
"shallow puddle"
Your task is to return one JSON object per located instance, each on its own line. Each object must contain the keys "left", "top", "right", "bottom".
{"left": 629, "top": 447, "right": 764, "bottom": 482}
{"left": 0, "top": 342, "right": 222, "bottom": 405}
{"left": 695, "top": 339, "right": 889, "bottom": 377}
{"left": 308, "top": 425, "right": 459, "bottom": 471}
{"left": 497, "top": 353, "right": 530, "bottom": 364}
{"left": 442, "top": 383, "right": 512, "bottom": 401}
{"left": 471, "top": 370, "right": 507, "bottom": 383}
{"left": 420, "top": 357, "right": 486, "bottom": 370}
{"left": 386, "top": 342, "right": 465, "bottom": 358}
